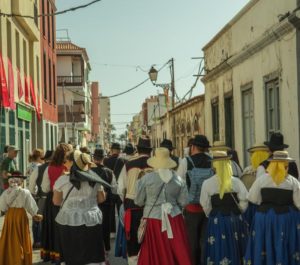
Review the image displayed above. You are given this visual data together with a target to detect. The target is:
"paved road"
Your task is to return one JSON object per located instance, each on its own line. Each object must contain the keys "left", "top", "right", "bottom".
{"left": 0, "top": 216, "right": 127, "bottom": 265}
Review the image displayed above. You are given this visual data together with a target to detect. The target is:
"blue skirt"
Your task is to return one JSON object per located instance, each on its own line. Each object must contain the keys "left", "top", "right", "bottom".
{"left": 243, "top": 202, "right": 258, "bottom": 228}
{"left": 114, "top": 205, "right": 127, "bottom": 259}
{"left": 244, "top": 208, "right": 300, "bottom": 265}
{"left": 205, "top": 212, "right": 249, "bottom": 265}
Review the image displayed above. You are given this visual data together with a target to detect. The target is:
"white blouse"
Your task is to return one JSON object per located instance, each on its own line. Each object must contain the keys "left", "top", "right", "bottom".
{"left": 248, "top": 173, "right": 300, "bottom": 209}
{"left": 0, "top": 187, "right": 38, "bottom": 216}
{"left": 54, "top": 174, "right": 104, "bottom": 227}
{"left": 200, "top": 175, "right": 248, "bottom": 217}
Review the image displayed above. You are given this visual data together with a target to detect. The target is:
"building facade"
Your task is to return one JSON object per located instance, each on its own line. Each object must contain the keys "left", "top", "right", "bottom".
{"left": 99, "top": 95, "right": 111, "bottom": 151}
{"left": 56, "top": 41, "right": 92, "bottom": 147}
{"left": 150, "top": 94, "right": 205, "bottom": 157}
{"left": 91, "top": 82, "right": 100, "bottom": 147}
{"left": 202, "top": 0, "right": 300, "bottom": 166}
{"left": 0, "top": 0, "right": 42, "bottom": 173}
{"left": 39, "top": 0, "right": 58, "bottom": 151}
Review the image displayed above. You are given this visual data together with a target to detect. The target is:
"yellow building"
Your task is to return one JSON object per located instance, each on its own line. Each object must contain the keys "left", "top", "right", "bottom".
{"left": 0, "top": 0, "right": 41, "bottom": 172}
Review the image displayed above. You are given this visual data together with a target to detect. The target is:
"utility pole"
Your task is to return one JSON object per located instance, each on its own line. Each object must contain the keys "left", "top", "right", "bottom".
{"left": 62, "top": 80, "right": 67, "bottom": 143}
{"left": 170, "top": 58, "right": 175, "bottom": 109}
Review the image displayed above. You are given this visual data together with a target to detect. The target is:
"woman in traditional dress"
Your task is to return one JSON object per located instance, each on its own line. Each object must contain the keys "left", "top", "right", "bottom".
{"left": 244, "top": 151, "right": 300, "bottom": 265}
{"left": 200, "top": 151, "right": 249, "bottom": 265}
{"left": 0, "top": 171, "right": 43, "bottom": 265}
{"left": 241, "top": 143, "right": 270, "bottom": 227}
{"left": 135, "top": 147, "right": 192, "bottom": 265}
{"left": 53, "top": 150, "right": 111, "bottom": 265}
{"left": 40, "top": 143, "right": 72, "bottom": 264}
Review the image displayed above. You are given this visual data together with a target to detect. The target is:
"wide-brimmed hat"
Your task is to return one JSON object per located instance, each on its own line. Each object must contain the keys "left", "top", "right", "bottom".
{"left": 7, "top": 146, "right": 21, "bottom": 152}
{"left": 111, "top": 142, "right": 121, "bottom": 150}
{"left": 264, "top": 132, "right": 289, "bottom": 151}
{"left": 211, "top": 150, "right": 232, "bottom": 161}
{"left": 247, "top": 143, "right": 269, "bottom": 153}
{"left": 8, "top": 171, "right": 27, "bottom": 179}
{"left": 136, "top": 137, "right": 152, "bottom": 150}
{"left": 191, "top": 135, "right": 211, "bottom": 148}
{"left": 74, "top": 150, "right": 93, "bottom": 171}
{"left": 123, "top": 143, "right": 135, "bottom": 155}
{"left": 42, "top": 150, "right": 53, "bottom": 160}
{"left": 209, "top": 141, "right": 231, "bottom": 151}
{"left": 147, "top": 147, "right": 176, "bottom": 169}
{"left": 160, "top": 139, "right": 175, "bottom": 151}
{"left": 267, "top": 151, "right": 295, "bottom": 162}
{"left": 93, "top": 149, "right": 105, "bottom": 160}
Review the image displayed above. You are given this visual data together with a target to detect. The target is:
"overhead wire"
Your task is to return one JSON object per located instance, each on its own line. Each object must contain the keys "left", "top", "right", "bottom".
{"left": 0, "top": 0, "right": 102, "bottom": 18}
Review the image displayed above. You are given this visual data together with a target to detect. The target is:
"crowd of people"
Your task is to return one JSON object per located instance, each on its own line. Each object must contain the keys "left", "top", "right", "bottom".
{"left": 0, "top": 131, "right": 299, "bottom": 265}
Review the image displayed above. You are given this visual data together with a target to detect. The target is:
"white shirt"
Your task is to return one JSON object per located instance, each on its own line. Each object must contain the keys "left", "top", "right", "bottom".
{"left": 117, "top": 165, "right": 127, "bottom": 200}
{"left": 41, "top": 167, "right": 51, "bottom": 193}
{"left": 29, "top": 166, "right": 39, "bottom": 195}
{"left": 200, "top": 174, "right": 248, "bottom": 217}
{"left": 0, "top": 187, "right": 38, "bottom": 216}
{"left": 248, "top": 173, "right": 300, "bottom": 209}
{"left": 54, "top": 174, "right": 104, "bottom": 226}
{"left": 256, "top": 165, "right": 266, "bottom": 178}
{"left": 177, "top": 158, "right": 188, "bottom": 181}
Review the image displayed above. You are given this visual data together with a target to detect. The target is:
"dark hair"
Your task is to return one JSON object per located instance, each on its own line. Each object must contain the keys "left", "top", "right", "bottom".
{"left": 28, "top": 149, "right": 44, "bottom": 162}
{"left": 194, "top": 146, "right": 207, "bottom": 153}
{"left": 51, "top": 143, "right": 72, "bottom": 166}
{"left": 3, "top": 145, "right": 9, "bottom": 153}
{"left": 137, "top": 147, "right": 152, "bottom": 155}
{"left": 80, "top": 146, "right": 91, "bottom": 154}
{"left": 228, "top": 149, "right": 242, "bottom": 169}
{"left": 64, "top": 151, "right": 74, "bottom": 163}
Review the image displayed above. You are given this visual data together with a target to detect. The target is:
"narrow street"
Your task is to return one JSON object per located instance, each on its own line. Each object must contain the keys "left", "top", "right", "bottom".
{"left": 0, "top": 216, "right": 127, "bottom": 265}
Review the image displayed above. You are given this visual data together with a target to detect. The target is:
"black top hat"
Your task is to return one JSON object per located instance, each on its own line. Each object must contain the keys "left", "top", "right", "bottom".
{"left": 111, "top": 142, "right": 121, "bottom": 150}
{"left": 123, "top": 143, "right": 135, "bottom": 155}
{"left": 160, "top": 139, "right": 175, "bottom": 151}
{"left": 42, "top": 150, "right": 53, "bottom": 160}
{"left": 191, "top": 135, "right": 211, "bottom": 148}
{"left": 93, "top": 148, "right": 105, "bottom": 160}
{"left": 136, "top": 137, "right": 152, "bottom": 149}
{"left": 8, "top": 171, "right": 27, "bottom": 179}
{"left": 264, "top": 132, "right": 289, "bottom": 151}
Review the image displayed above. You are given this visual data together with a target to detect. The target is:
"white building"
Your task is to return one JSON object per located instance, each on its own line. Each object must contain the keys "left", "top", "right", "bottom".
{"left": 56, "top": 41, "right": 92, "bottom": 147}
{"left": 202, "top": 0, "right": 300, "bottom": 166}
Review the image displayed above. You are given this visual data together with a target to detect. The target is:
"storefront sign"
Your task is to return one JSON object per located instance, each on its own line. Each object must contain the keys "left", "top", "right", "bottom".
{"left": 17, "top": 104, "right": 32, "bottom": 122}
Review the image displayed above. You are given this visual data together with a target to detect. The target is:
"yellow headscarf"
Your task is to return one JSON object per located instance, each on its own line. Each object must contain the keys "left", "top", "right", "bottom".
{"left": 250, "top": 150, "right": 270, "bottom": 170}
{"left": 213, "top": 160, "right": 233, "bottom": 199}
{"left": 266, "top": 161, "right": 288, "bottom": 185}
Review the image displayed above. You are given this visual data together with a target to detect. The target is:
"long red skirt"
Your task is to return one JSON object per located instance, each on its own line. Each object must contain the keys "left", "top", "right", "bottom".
{"left": 138, "top": 214, "right": 192, "bottom": 265}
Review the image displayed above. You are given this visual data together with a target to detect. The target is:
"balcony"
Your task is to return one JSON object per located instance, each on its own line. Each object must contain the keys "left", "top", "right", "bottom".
{"left": 57, "top": 76, "right": 83, "bottom": 86}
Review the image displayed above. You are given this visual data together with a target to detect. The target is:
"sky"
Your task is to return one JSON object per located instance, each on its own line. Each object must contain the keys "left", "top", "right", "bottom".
{"left": 56, "top": 0, "right": 249, "bottom": 136}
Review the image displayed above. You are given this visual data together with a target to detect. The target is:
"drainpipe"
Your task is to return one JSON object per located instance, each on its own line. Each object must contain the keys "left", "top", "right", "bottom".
{"left": 288, "top": 3, "right": 300, "bottom": 160}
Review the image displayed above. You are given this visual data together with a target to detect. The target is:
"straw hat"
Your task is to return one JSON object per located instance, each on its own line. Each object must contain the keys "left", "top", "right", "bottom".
{"left": 209, "top": 141, "right": 231, "bottom": 151}
{"left": 267, "top": 150, "right": 295, "bottom": 162}
{"left": 74, "top": 150, "right": 93, "bottom": 171}
{"left": 147, "top": 147, "right": 177, "bottom": 169}
{"left": 211, "top": 150, "right": 231, "bottom": 161}
{"left": 247, "top": 143, "right": 269, "bottom": 153}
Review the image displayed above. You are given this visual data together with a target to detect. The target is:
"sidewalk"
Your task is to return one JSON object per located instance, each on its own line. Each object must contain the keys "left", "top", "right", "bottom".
{"left": 0, "top": 216, "right": 127, "bottom": 265}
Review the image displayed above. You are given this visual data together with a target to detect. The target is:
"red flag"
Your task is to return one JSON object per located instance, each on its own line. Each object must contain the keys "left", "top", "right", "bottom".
{"left": 0, "top": 53, "right": 10, "bottom": 108}
{"left": 7, "top": 58, "right": 15, "bottom": 110}
{"left": 24, "top": 76, "right": 29, "bottom": 104}
{"left": 17, "top": 69, "right": 23, "bottom": 99}
{"left": 29, "top": 77, "right": 41, "bottom": 121}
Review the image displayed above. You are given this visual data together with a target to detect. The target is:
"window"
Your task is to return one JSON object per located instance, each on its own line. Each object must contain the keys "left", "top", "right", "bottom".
{"left": 7, "top": 20, "right": 12, "bottom": 60}
{"left": 52, "top": 9, "right": 55, "bottom": 48}
{"left": 265, "top": 78, "right": 280, "bottom": 138}
{"left": 16, "top": 31, "right": 20, "bottom": 69}
{"left": 0, "top": 108, "right": 6, "bottom": 155}
{"left": 36, "top": 56, "right": 40, "bottom": 99}
{"left": 42, "top": 0, "right": 45, "bottom": 36}
{"left": 53, "top": 64, "right": 56, "bottom": 105}
{"left": 23, "top": 40, "right": 27, "bottom": 75}
{"left": 49, "top": 59, "right": 52, "bottom": 103}
{"left": 47, "top": 1, "right": 51, "bottom": 44}
{"left": 43, "top": 52, "right": 47, "bottom": 100}
{"left": 225, "top": 95, "right": 234, "bottom": 148}
{"left": 211, "top": 100, "right": 219, "bottom": 141}
{"left": 242, "top": 85, "right": 255, "bottom": 165}
{"left": 9, "top": 110, "right": 15, "bottom": 145}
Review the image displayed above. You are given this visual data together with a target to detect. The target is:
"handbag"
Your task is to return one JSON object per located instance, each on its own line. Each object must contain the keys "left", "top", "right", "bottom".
{"left": 137, "top": 183, "right": 165, "bottom": 244}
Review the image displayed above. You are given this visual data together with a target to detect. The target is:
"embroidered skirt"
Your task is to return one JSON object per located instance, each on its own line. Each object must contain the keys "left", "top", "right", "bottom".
{"left": 0, "top": 208, "right": 32, "bottom": 265}
{"left": 204, "top": 212, "right": 249, "bottom": 265}
{"left": 137, "top": 214, "right": 192, "bottom": 265}
{"left": 244, "top": 208, "right": 300, "bottom": 265}
{"left": 243, "top": 202, "right": 257, "bottom": 228}
{"left": 40, "top": 192, "right": 61, "bottom": 264}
